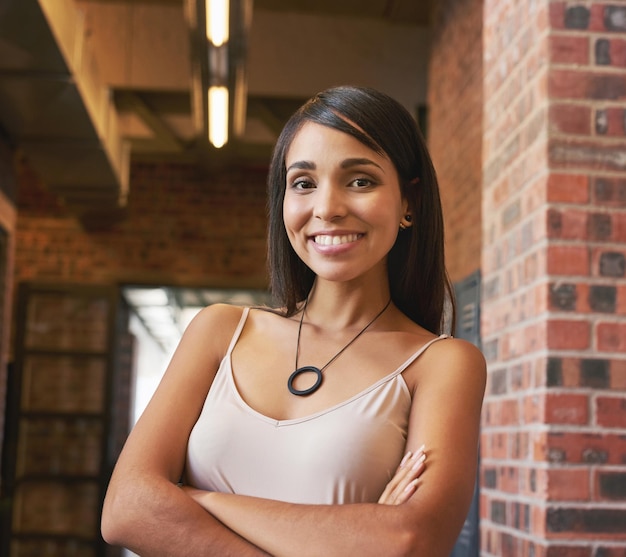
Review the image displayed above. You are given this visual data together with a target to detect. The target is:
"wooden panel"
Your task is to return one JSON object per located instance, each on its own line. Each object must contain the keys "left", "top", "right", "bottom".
{"left": 24, "top": 292, "right": 110, "bottom": 352}
{"left": 12, "top": 481, "right": 100, "bottom": 536}
{"left": 16, "top": 418, "right": 103, "bottom": 477}
{"left": 21, "top": 355, "right": 106, "bottom": 413}
{"left": 2, "top": 283, "right": 124, "bottom": 557}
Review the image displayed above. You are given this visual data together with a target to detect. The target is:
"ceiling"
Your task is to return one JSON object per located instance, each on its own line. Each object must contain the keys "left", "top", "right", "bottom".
{"left": 0, "top": 0, "right": 433, "bottom": 219}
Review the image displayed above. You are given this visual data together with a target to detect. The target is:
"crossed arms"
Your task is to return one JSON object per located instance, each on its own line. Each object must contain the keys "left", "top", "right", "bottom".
{"left": 101, "top": 304, "right": 486, "bottom": 556}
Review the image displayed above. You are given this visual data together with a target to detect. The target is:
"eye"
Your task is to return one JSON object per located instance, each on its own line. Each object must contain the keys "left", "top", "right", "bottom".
{"left": 289, "top": 177, "right": 316, "bottom": 191}
{"left": 350, "top": 177, "right": 376, "bottom": 188}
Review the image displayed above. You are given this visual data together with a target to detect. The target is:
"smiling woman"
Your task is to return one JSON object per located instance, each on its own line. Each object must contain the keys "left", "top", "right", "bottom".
{"left": 101, "top": 86, "right": 486, "bottom": 557}
{"left": 282, "top": 122, "right": 405, "bottom": 287}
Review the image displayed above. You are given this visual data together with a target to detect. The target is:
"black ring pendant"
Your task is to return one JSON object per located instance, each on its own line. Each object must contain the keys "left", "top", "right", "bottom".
{"left": 287, "top": 366, "right": 323, "bottom": 396}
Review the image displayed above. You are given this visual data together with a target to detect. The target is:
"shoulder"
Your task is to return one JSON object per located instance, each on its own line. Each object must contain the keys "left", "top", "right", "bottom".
{"left": 190, "top": 302, "right": 247, "bottom": 330}
{"left": 413, "top": 336, "right": 486, "bottom": 395}
{"left": 186, "top": 303, "right": 246, "bottom": 338}
{"left": 187, "top": 303, "right": 288, "bottom": 352}
{"left": 431, "top": 336, "right": 485, "bottom": 369}
{"left": 179, "top": 303, "right": 248, "bottom": 363}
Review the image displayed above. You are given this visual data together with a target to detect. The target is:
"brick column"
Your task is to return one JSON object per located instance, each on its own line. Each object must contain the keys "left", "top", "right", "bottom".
{"left": 481, "top": 1, "right": 626, "bottom": 555}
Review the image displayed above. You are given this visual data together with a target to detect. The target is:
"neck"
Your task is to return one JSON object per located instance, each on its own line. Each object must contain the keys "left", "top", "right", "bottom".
{"left": 303, "top": 281, "right": 392, "bottom": 331}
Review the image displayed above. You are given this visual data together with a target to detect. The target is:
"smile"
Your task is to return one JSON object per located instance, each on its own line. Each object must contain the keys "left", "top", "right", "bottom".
{"left": 313, "top": 234, "right": 362, "bottom": 246}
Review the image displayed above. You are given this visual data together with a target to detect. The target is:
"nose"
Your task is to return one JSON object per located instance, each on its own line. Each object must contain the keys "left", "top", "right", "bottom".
{"left": 313, "top": 183, "right": 347, "bottom": 221}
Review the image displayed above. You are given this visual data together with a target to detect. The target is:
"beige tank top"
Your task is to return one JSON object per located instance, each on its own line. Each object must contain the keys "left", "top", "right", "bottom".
{"left": 185, "top": 308, "right": 447, "bottom": 504}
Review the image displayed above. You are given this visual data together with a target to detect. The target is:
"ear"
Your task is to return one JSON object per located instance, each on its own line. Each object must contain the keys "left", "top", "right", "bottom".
{"left": 400, "top": 198, "right": 412, "bottom": 228}
{"left": 401, "top": 197, "right": 410, "bottom": 217}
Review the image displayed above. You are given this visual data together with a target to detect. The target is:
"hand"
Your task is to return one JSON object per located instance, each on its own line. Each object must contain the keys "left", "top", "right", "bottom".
{"left": 377, "top": 445, "right": 426, "bottom": 505}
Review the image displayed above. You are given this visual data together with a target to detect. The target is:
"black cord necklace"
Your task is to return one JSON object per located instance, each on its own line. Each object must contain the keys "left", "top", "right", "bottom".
{"left": 288, "top": 297, "right": 392, "bottom": 396}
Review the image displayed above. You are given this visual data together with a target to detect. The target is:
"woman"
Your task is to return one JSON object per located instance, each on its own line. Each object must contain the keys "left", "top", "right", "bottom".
{"left": 101, "top": 86, "right": 486, "bottom": 556}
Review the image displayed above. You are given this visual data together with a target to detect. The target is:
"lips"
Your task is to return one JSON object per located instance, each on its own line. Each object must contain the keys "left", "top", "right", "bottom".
{"left": 313, "top": 233, "right": 362, "bottom": 246}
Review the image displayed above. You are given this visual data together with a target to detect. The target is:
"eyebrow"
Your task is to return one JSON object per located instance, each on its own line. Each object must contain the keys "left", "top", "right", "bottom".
{"left": 341, "top": 157, "right": 384, "bottom": 171}
{"left": 286, "top": 160, "right": 315, "bottom": 173}
{"left": 286, "top": 157, "right": 384, "bottom": 173}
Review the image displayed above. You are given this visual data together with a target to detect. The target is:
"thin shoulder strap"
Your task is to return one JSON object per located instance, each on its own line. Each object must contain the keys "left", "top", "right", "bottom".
{"left": 393, "top": 334, "right": 449, "bottom": 376}
{"left": 225, "top": 307, "right": 250, "bottom": 355}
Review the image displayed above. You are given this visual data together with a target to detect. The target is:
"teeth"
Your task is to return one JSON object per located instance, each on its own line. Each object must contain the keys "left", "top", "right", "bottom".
{"left": 314, "top": 234, "right": 360, "bottom": 246}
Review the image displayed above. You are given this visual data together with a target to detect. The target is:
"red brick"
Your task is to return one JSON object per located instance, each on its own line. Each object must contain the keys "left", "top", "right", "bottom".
{"left": 524, "top": 393, "right": 544, "bottom": 425}
{"left": 595, "top": 470, "right": 626, "bottom": 501}
{"left": 612, "top": 213, "right": 626, "bottom": 242}
{"left": 611, "top": 360, "right": 626, "bottom": 389}
{"left": 550, "top": 35, "right": 590, "bottom": 65}
{"left": 547, "top": 173, "right": 590, "bottom": 203}
{"left": 549, "top": 2, "right": 566, "bottom": 31}
{"left": 596, "top": 396, "right": 626, "bottom": 428}
{"left": 501, "top": 398, "right": 520, "bottom": 425}
{"left": 591, "top": 247, "right": 626, "bottom": 277}
{"left": 547, "top": 209, "right": 588, "bottom": 240}
{"left": 549, "top": 69, "right": 626, "bottom": 100}
{"left": 598, "top": 107, "right": 626, "bottom": 136}
{"left": 549, "top": 104, "right": 592, "bottom": 135}
{"left": 546, "top": 431, "right": 626, "bottom": 465}
{"left": 547, "top": 245, "right": 589, "bottom": 276}
{"left": 482, "top": 431, "right": 509, "bottom": 460}
{"left": 550, "top": 137, "right": 626, "bottom": 172}
{"left": 547, "top": 506, "right": 626, "bottom": 538}
{"left": 597, "top": 322, "right": 626, "bottom": 352}
{"left": 549, "top": 69, "right": 591, "bottom": 99}
{"left": 497, "top": 466, "right": 520, "bottom": 494}
{"left": 607, "top": 38, "right": 626, "bottom": 68}
{"left": 547, "top": 468, "right": 590, "bottom": 501}
{"left": 15, "top": 164, "right": 270, "bottom": 284}
{"left": 526, "top": 467, "right": 548, "bottom": 497}
{"left": 532, "top": 504, "right": 547, "bottom": 537}
{"left": 593, "top": 177, "right": 626, "bottom": 206}
{"left": 592, "top": 546, "right": 626, "bottom": 557}
{"left": 547, "top": 319, "right": 590, "bottom": 350}
{"left": 590, "top": 4, "right": 620, "bottom": 32}
{"left": 511, "top": 431, "right": 530, "bottom": 460}
{"left": 563, "top": 358, "right": 583, "bottom": 387}
{"left": 545, "top": 393, "right": 589, "bottom": 425}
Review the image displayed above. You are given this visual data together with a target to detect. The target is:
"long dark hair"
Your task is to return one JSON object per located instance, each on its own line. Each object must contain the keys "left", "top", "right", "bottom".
{"left": 266, "top": 86, "right": 455, "bottom": 334}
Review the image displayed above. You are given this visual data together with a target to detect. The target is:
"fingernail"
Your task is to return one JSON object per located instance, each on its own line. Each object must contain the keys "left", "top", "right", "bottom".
{"left": 411, "top": 453, "right": 426, "bottom": 471}
{"left": 410, "top": 447, "right": 426, "bottom": 462}
{"left": 399, "top": 451, "right": 412, "bottom": 468}
{"left": 403, "top": 479, "right": 419, "bottom": 493}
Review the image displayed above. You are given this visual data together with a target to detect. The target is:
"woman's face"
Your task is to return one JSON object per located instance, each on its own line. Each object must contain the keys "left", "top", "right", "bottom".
{"left": 283, "top": 121, "right": 408, "bottom": 285}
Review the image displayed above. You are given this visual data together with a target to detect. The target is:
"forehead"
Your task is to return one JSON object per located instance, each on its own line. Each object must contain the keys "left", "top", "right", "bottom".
{"left": 285, "top": 121, "right": 389, "bottom": 166}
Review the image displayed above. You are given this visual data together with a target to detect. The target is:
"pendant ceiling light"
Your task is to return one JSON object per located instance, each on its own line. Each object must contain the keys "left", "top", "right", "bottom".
{"left": 185, "top": 0, "right": 251, "bottom": 151}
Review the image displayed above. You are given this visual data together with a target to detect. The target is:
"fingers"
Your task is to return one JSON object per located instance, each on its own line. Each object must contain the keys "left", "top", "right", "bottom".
{"left": 378, "top": 445, "right": 427, "bottom": 505}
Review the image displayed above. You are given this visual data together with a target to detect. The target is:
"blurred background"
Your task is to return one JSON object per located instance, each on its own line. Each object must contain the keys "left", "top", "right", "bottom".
{"left": 1, "top": 0, "right": 625, "bottom": 556}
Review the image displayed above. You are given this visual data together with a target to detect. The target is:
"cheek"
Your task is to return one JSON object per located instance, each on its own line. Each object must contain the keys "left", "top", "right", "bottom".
{"left": 282, "top": 196, "right": 307, "bottom": 230}
{"left": 282, "top": 198, "right": 302, "bottom": 244}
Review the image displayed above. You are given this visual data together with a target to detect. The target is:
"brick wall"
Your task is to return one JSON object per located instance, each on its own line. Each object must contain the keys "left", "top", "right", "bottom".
{"left": 481, "top": 1, "right": 626, "bottom": 555}
{"left": 15, "top": 159, "right": 269, "bottom": 288}
{"left": 427, "top": 0, "right": 484, "bottom": 283}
